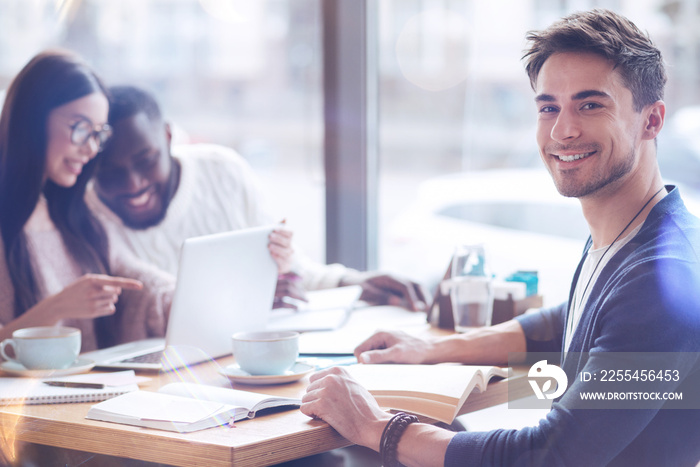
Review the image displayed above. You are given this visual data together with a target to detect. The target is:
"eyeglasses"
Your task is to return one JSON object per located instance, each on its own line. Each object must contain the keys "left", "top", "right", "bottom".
{"left": 69, "top": 119, "right": 112, "bottom": 152}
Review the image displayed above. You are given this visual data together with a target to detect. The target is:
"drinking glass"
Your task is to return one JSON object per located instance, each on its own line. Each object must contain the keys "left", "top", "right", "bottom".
{"left": 449, "top": 244, "right": 494, "bottom": 332}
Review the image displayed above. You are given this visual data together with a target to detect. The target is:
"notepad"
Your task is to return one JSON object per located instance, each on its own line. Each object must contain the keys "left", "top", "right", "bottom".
{"left": 0, "top": 377, "right": 139, "bottom": 405}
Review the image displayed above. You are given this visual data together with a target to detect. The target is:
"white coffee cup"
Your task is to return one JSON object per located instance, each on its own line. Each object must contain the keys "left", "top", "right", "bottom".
{"left": 0, "top": 326, "right": 81, "bottom": 370}
{"left": 232, "top": 331, "right": 299, "bottom": 375}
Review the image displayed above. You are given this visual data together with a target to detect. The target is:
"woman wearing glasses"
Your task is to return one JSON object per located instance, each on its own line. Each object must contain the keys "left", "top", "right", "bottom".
{"left": 0, "top": 50, "right": 174, "bottom": 351}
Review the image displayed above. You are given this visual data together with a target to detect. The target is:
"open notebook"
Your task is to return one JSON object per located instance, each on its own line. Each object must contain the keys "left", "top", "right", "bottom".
{"left": 81, "top": 225, "right": 278, "bottom": 371}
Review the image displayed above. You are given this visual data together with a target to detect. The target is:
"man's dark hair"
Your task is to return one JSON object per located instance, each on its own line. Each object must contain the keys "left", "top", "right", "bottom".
{"left": 108, "top": 85, "right": 162, "bottom": 124}
{"left": 523, "top": 9, "right": 666, "bottom": 112}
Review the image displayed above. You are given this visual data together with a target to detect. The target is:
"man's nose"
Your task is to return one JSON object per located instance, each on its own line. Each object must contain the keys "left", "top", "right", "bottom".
{"left": 550, "top": 108, "right": 581, "bottom": 142}
{"left": 123, "top": 170, "right": 147, "bottom": 192}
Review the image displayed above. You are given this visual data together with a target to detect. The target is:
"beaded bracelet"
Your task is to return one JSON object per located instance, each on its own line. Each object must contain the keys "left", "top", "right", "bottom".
{"left": 379, "top": 412, "right": 420, "bottom": 467}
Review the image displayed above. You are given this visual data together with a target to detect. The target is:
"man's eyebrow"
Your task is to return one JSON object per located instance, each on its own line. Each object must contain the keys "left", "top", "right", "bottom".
{"left": 534, "top": 93, "right": 555, "bottom": 103}
{"left": 99, "top": 147, "right": 151, "bottom": 170}
{"left": 534, "top": 90, "right": 611, "bottom": 104}
{"left": 572, "top": 89, "right": 610, "bottom": 100}
{"left": 132, "top": 147, "right": 153, "bottom": 160}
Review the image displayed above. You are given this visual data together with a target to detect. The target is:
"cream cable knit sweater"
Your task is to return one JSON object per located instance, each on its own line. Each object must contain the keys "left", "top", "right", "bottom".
{"left": 85, "top": 144, "right": 353, "bottom": 291}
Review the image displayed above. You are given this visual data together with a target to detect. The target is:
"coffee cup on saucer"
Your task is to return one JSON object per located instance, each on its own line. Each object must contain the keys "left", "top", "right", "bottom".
{"left": 0, "top": 326, "right": 81, "bottom": 370}
{"left": 232, "top": 331, "right": 299, "bottom": 375}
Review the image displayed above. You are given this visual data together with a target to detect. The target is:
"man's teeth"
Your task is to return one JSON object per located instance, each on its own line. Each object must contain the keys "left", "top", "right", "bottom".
{"left": 557, "top": 152, "right": 593, "bottom": 162}
{"left": 126, "top": 190, "right": 151, "bottom": 207}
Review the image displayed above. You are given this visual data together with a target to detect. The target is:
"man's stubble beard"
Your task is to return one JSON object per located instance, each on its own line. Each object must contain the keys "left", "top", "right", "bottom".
{"left": 552, "top": 148, "right": 636, "bottom": 199}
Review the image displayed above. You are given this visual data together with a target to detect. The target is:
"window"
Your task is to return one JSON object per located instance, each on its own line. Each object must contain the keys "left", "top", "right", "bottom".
{"left": 0, "top": 0, "right": 325, "bottom": 263}
{"left": 376, "top": 0, "right": 699, "bottom": 306}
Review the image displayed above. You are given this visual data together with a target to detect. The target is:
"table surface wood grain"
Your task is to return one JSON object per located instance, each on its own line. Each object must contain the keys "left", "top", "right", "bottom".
{"left": 0, "top": 316, "right": 529, "bottom": 466}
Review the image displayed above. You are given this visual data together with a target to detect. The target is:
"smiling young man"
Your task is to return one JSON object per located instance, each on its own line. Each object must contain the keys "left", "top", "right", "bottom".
{"left": 86, "top": 86, "right": 429, "bottom": 310}
{"left": 300, "top": 9, "right": 700, "bottom": 467}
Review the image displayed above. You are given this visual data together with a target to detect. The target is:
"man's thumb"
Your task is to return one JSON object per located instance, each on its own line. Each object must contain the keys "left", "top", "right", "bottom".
{"left": 359, "top": 348, "right": 393, "bottom": 364}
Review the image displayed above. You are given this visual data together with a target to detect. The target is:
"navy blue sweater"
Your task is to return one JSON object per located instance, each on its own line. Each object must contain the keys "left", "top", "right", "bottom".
{"left": 445, "top": 186, "right": 700, "bottom": 466}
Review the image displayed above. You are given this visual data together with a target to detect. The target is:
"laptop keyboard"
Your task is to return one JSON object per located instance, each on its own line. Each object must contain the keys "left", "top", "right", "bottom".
{"left": 122, "top": 351, "right": 163, "bottom": 364}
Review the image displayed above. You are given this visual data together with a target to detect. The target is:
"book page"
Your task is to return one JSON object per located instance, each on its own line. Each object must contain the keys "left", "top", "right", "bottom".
{"left": 345, "top": 364, "right": 508, "bottom": 423}
{"left": 89, "top": 390, "right": 226, "bottom": 423}
{"left": 268, "top": 286, "right": 363, "bottom": 332}
{"left": 158, "top": 382, "right": 300, "bottom": 413}
{"left": 302, "top": 285, "right": 363, "bottom": 311}
{"left": 346, "top": 364, "right": 508, "bottom": 404}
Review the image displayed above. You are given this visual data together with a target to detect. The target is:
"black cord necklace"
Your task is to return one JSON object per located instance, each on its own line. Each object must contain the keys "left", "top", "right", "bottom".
{"left": 565, "top": 186, "right": 666, "bottom": 343}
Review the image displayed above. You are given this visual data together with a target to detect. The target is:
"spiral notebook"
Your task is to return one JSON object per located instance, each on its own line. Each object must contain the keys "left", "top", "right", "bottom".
{"left": 0, "top": 377, "right": 138, "bottom": 405}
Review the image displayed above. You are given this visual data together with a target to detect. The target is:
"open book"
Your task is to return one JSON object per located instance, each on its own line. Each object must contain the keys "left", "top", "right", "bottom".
{"left": 346, "top": 364, "right": 509, "bottom": 424}
{"left": 86, "top": 382, "right": 301, "bottom": 433}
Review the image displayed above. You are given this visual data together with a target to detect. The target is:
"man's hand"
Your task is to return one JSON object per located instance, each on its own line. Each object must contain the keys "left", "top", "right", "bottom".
{"left": 273, "top": 272, "right": 308, "bottom": 309}
{"left": 268, "top": 228, "right": 294, "bottom": 274}
{"left": 342, "top": 272, "right": 430, "bottom": 311}
{"left": 354, "top": 330, "right": 434, "bottom": 364}
{"left": 301, "top": 366, "right": 392, "bottom": 450}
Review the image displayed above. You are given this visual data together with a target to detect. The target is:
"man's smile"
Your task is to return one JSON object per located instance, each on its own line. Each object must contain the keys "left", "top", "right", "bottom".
{"left": 554, "top": 150, "right": 596, "bottom": 162}
{"left": 120, "top": 186, "right": 157, "bottom": 210}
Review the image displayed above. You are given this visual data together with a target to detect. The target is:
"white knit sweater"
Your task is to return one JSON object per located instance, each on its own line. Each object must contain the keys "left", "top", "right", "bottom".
{"left": 86, "top": 144, "right": 352, "bottom": 290}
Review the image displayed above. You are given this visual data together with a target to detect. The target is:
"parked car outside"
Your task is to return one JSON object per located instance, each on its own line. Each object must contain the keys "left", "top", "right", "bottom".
{"left": 380, "top": 168, "right": 700, "bottom": 308}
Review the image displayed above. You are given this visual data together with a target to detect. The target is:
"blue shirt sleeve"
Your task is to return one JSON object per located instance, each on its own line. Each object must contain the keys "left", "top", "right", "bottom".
{"left": 515, "top": 302, "right": 566, "bottom": 354}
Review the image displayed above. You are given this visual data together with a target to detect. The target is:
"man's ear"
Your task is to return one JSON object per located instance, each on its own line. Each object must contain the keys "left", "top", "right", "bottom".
{"left": 164, "top": 122, "right": 173, "bottom": 149}
{"left": 642, "top": 100, "right": 665, "bottom": 140}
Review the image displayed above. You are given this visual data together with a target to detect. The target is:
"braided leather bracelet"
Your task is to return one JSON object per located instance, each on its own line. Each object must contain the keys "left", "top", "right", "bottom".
{"left": 379, "top": 412, "right": 420, "bottom": 467}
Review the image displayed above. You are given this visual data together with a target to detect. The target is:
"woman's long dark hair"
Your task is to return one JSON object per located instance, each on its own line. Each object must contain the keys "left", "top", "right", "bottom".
{"left": 0, "top": 50, "right": 115, "bottom": 347}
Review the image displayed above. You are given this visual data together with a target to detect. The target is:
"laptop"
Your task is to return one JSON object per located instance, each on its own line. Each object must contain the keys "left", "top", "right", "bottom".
{"left": 81, "top": 225, "right": 278, "bottom": 371}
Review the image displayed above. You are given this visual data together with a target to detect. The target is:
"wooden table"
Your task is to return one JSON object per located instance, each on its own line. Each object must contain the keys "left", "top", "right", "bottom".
{"left": 0, "top": 312, "right": 531, "bottom": 466}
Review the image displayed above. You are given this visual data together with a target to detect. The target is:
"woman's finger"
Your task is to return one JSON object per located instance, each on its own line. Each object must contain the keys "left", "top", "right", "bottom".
{"left": 89, "top": 299, "right": 117, "bottom": 317}
{"left": 84, "top": 274, "right": 143, "bottom": 290}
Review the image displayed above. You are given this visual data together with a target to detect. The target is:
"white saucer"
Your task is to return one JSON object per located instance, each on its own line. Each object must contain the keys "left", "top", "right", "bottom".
{"left": 219, "top": 361, "right": 315, "bottom": 385}
{"left": 0, "top": 358, "right": 95, "bottom": 378}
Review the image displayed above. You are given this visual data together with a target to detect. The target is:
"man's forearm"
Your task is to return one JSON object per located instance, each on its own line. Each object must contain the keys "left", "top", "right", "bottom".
{"left": 394, "top": 423, "right": 455, "bottom": 467}
{"left": 424, "top": 319, "right": 527, "bottom": 365}
{"left": 383, "top": 321, "right": 526, "bottom": 466}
